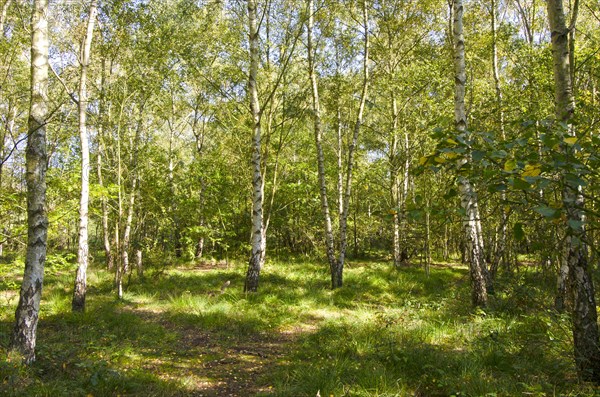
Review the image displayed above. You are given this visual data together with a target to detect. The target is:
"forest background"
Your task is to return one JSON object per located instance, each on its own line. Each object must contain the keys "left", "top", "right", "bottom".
{"left": 2, "top": 0, "right": 600, "bottom": 395}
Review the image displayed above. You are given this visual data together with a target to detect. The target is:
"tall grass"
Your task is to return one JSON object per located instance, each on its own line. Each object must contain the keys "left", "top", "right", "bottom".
{"left": 0, "top": 255, "right": 594, "bottom": 396}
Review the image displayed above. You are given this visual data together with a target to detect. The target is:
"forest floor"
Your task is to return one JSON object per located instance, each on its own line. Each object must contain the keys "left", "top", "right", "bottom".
{"left": 1, "top": 254, "right": 599, "bottom": 396}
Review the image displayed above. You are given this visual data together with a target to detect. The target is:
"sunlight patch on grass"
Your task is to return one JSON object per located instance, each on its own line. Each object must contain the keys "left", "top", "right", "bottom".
{"left": 0, "top": 256, "right": 588, "bottom": 396}
{"left": 42, "top": 289, "right": 72, "bottom": 316}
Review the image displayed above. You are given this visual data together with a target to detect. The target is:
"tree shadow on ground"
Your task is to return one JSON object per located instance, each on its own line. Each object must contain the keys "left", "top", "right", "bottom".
{"left": 266, "top": 309, "right": 578, "bottom": 397}
{"left": 1, "top": 293, "right": 299, "bottom": 397}
{"left": 0, "top": 260, "right": 585, "bottom": 396}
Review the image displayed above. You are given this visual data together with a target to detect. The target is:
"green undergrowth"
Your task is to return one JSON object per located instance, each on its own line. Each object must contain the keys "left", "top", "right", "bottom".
{"left": 0, "top": 256, "right": 597, "bottom": 396}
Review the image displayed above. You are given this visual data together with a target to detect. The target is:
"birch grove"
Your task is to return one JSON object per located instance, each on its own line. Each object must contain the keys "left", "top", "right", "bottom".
{"left": 1, "top": 0, "right": 600, "bottom": 382}
{"left": 11, "top": 0, "right": 49, "bottom": 364}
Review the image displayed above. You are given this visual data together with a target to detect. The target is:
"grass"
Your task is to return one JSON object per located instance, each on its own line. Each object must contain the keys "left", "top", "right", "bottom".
{"left": 0, "top": 255, "right": 598, "bottom": 396}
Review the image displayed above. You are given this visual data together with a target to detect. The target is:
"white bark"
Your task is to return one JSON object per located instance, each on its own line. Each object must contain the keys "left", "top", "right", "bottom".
{"left": 390, "top": 94, "right": 400, "bottom": 267}
{"left": 307, "top": 0, "right": 340, "bottom": 286}
{"left": 121, "top": 107, "right": 144, "bottom": 287}
{"left": 307, "top": 0, "right": 370, "bottom": 288}
{"left": 97, "top": 59, "right": 113, "bottom": 270}
{"left": 115, "top": 104, "right": 124, "bottom": 299}
{"left": 547, "top": 0, "right": 600, "bottom": 381}
{"left": 336, "top": 0, "right": 369, "bottom": 287}
{"left": 490, "top": 0, "right": 507, "bottom": 277}
{"left": 11, "top": 0, "right": 49, "bottom": 364}
{"left": 73, "top": 0, "right": 98, "bottom": 313}
{"left": 98, "top": 130, "right": 112, "bottom": 269}
{"left": 0, "top": 0, "right": 11, "bottom": 36}
{"left": 453, "top": 0, "right": 488, "bottom": 307}
{"left": 244, "top": 0, "right": 264, "bottom": 292}
{"left": 336, "top": 107, "right": 344, "bottom": 222}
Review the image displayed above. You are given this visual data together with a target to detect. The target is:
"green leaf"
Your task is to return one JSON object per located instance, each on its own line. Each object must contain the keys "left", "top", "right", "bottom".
{"left": 522, "top": 164, "right": 541, "bottom": 177}
{"left": 533, "top": 206, "right": 558, "bottom": 218}
{"left": 487, "top": 184, "right": 507, "bottom": 193}
{"left": 512, "top": 178, "right": 531, "bottom": 190}
{"left": 513, "top": 223, "right": 525, "bottom": 241}
{"left": 567, "top": 219, "right": 584, "bottom": 231}
{"left": 443, "top": 188, "right": 458, "bottom": 200}
{"left": 490, "top": 150, "right": 507, "bottom": 159}
{"left": 565, "top": 173, "right": 587, "bottom": 187}
{"left": 472, "top": 150, "right": 485, "bottom": 161}
{"left": 408, "top": 209, "right": 424, "bottom": 220}
{"left": 564, "top": 136, "right": 578, "bottom": 145}
{"left": 504, "top": 159, "right": 517, "bottom": 172}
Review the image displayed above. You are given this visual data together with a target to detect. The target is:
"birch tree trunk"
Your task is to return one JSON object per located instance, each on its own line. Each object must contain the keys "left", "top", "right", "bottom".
{"left": 11, "top": 0, "right": 48, "bottom": 364}
{"left": 0, "top": 0, "right": 11, "bottom": 36}
{"left": 453, "top": 0, "right": 488, "bottom": 307}
{"left": 120, "top": 106, "right": 143, "bottom": 293}
{"left": 400, "top": 129, "right": 410, "bottom": 261}
{"left": 167, "top": 96, "right": 182, "bottom": 258}
{"left": 490, "top": 0, "right": 508, "bottom": 278}
{"left": 244, "top": 0, "right": 264, "bottom": 292}
{"left": 336, "top": 107, "right": 344, "bottom": 223}
{"left": 98, "top": 124, "right": 113, "bottom": 270}
{"left": 121, "top": 176, "right": 136, "bottom": 282}
{"left": 192, "top": 112, "right": 206, "bottom": 259}
{"left": 546, "top": 0, "right": 600, "bottom": 382}
{"left": 336, "top": 0, "right": 369, "bottom": 288}
{"left": 307, "top": 0, "right": 338, "bottom": 284}
{"left": 307, "top": 0, "right": 369, "bottom": 288}
{"left": 115, "top": 102, "right": 125, "bottom": 299}
{"left": 390, "top": 94, "right": 401, "bottom": 267}
{"left": 72, "top": 0, "right": 98, "bottom": 313}
{"left": 97, "top": 59, "right": 113, "bottom": 270}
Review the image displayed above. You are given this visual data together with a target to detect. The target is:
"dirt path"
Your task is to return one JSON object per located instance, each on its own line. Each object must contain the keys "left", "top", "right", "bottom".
{"left": 126, "top": 261, "right": 316, "bottom": 396}
{"left": 128, "top": 312, "right": 312, "bottom": 397}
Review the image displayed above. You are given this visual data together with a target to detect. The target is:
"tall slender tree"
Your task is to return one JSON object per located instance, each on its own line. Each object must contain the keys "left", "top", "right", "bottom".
{"left": 307, "top": 0, "right": 337, "bottom": 283}
{"left": 546, "top": 0, "right": 600, "bottom": 382}
{"left": 244, "top": 0, "right": 264, "bottom": 292}
{"left": 97, "top": 58, "right": 113, "bottom": 271}
{"left": 11, "top": 0, "right": 49, "bottom": 364}
{"left": 489, "top": 0, "right": 508, "bottom": 277}
{"left": 335, "top": 0, "right": 369, "bottom": 288}
{"left": 307, "top": 0, "right": 370, "bottom": 288}
{"left": 452, "top": 0, "right": 489, "bottom": 307}
{"left": 72, "top": 0, "right": 99, "bottom": 312}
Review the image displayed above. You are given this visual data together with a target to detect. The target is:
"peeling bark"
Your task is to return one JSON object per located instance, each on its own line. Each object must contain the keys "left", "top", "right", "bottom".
{"left": 336, "top": 0, "right": 369, "bottom": 288}
{"left": 244, "top": 0, "right": 264, "bottom": 292}
{"left": 307, "top": 0, "right": 337, "bottom": 281}
{"left": 307, "top": 0, "right": 369, "bottom": 289}
{"left": 97, "top": 59, "right": 113, "bottom": 271}
{"left": 546, "top": 0, "right": 600, "bottom": 382}
{"left": 73, "top": 0, "right": 98, "bottom": 313}
{"left": 390, "top": 94, "right": 401, "bottom": 267}
{"left": 453, "top": 0, "right": 488, "bottom": 307}
{"left": 11, "top": 0, "right": 48, "bottom": 364}
{"left": 489, "top": 0, "right": 508, "bottom": 278}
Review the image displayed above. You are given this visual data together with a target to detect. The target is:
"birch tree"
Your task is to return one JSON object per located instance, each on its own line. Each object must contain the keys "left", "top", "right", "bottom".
{"left": 307, "top": 0, "right": 337, "bottom": 281}
{"left": 307, "top": 0, "right": 370, "bottom": 288}
{"left": 488, "top": 0, "right": 508, "bottom": 277}
{"left": 546, "top": 0, "right": 600, "bottom": 382}
{"left": 452, "top": 0, "right": 489, "bottom": 307}
{"left": 72, "top": 0, "right": 99, "bottom": 312}
{"left": 244, "top": 0, "right": 264, "bottom": 292}
{"left": 243, "top": 0, "right": 300, "bottom": 291}
{"left": 97, "top": 58, "right": 113, "bottom": 270}
{"left": 11, "top": 0, "right": 49, "bottom": 364}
